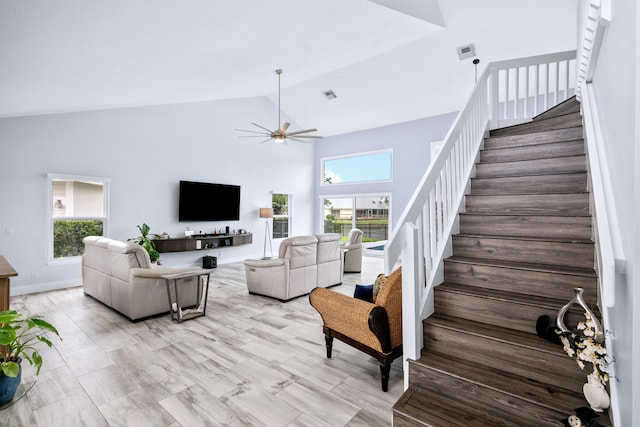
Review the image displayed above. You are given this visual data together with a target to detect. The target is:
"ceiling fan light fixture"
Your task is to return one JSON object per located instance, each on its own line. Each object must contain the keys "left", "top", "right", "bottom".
{"left": 235, "top": 69, "right": 322, "bottom": 144}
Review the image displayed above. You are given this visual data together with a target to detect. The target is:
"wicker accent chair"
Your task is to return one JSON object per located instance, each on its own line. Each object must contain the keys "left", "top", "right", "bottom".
{"left": 309, "top": 267, "right": 402, "bottom": 391}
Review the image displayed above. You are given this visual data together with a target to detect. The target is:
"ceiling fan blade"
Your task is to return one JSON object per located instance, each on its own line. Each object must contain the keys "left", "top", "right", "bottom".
{"left": 238, "top": 135, "right": 272, "bottom": 138}
{"left": 251, "top": 122, "right": 276, "bottom": 133}
{"left": 287, "top": 128, "right": 318, "bottom": 136}
{"left": 280, "top": 122, "right": 291, "bottom": 132}
{"left": 234, "top": 128, "right": 271, "bottom": 135}
{"left": 288, "top": 138, "right": 312, "bottom": 143}
{"left": 259, "top": 137, "right": 274, "bottom": 144}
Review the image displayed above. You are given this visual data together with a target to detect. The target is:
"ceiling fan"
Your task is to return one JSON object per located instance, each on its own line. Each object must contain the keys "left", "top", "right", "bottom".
{"left": 235, "top": 69, "right": 322, "bottom": 144}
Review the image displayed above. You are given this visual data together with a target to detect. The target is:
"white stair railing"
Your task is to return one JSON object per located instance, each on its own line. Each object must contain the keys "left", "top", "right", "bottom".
{"left": 384, "top": 51, "right": 577, "bottom": 387}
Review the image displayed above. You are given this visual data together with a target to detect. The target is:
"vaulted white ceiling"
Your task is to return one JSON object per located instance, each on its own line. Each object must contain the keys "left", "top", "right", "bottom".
{"left": 0, "top": 0, "right": 578, "bottom": 136}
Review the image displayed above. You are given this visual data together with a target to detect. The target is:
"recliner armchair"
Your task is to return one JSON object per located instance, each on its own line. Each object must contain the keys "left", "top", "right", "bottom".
{"left": 309, "top": 267, "right": 402, "bottom": 391}
{"left": 341, "top": 228, "right": 363, "bottom": 273}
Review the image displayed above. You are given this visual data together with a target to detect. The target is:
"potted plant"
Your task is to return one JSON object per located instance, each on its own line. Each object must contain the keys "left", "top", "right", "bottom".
{"left": 130, "top": 223, "right": 161, "bottom": 263}
{"left": 0, "top": 310, "right": 61, "bottom": 405}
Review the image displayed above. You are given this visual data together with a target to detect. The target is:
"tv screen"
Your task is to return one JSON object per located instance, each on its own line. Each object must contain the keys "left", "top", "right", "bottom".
{"left": 179, "top": 181, "right": 241, "bottom": 222}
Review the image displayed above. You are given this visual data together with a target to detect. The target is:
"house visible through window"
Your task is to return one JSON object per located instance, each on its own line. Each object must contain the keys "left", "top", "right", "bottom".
{"left": 48, "top": 174, "right": 109, "bottom": 261}
{"left": 322, "top": 194, "right": 390, "bottom": 242}
{"left": 272, "top": 193, "right": 290, "bottom": 239}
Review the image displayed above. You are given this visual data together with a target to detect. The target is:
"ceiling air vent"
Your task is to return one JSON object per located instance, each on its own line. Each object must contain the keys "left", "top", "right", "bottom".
{"left": 457, "top": 44, "right": 476, "bottom": 60}
{"left": 323, "top": 90, "right": 337, "bottom": 100}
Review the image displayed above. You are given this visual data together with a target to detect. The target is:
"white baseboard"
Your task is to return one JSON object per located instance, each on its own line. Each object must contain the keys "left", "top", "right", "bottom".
{"left": 10, "top": 279, "right": 81, "bottom": 296}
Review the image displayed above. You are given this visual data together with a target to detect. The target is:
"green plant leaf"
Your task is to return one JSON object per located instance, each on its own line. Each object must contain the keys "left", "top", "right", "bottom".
{"left": 0, "top": 361, "right": 20, "bottom": 378}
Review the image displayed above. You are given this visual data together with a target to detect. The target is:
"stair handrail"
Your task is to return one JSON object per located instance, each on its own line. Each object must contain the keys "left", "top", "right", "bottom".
{"left": 576, "top": 0, "right": 611, "bottom": 101}
{"left": 384, "top": 51, "right": 577, "bottom": 388}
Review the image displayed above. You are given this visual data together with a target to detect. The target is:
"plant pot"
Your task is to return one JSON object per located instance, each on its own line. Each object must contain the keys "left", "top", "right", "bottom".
{"left": 0, "top": 363, "right": 22, "bottom": 406}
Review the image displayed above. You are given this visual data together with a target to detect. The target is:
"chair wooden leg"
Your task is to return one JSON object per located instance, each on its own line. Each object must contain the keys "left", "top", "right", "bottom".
{"left": 380, "top": 363, "right": 391, "bottom": 392}
{"left": 325, "top": 335, "right": 333, "bottom": 358}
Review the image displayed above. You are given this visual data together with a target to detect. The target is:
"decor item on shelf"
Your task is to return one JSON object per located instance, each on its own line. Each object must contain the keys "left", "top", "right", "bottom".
{"left": 259, "top": 208, "right": 273, "bottom": 259}
{"left": 235, "top": 69, "right": 323, "bottom": 144}
{"left": 129, "top": 223, "right": 161, "bottom": 263}
{"left": 0, "top": 310, "right": 61, "bottom": 405}
{"left": 556, "top": 287, "right": 611, "bottom": 412}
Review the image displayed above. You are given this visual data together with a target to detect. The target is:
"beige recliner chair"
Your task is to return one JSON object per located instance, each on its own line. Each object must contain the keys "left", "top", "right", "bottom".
{"left": 342, "top": 228, "right": 363, "bottom": 273}
{"left": 244, "top": 234, "right": 343, "bottom": 301}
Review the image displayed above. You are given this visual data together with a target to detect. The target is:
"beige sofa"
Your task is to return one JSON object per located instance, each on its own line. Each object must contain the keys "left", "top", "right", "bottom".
{"left": 244, "top": 233, "right": 343, "bottom": 301}
{"left": 82, "top": 236, "right": 202, "bottom": 321}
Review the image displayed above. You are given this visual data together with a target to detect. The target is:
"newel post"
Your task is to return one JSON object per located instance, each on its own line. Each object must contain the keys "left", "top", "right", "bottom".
{"left": 402, "top": 223, "right": 421, "bottom": 390}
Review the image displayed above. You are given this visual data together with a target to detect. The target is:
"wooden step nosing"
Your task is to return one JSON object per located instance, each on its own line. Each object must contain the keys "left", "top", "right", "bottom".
{"left": 482, "top": 137, "right": 584, "bottom": 150}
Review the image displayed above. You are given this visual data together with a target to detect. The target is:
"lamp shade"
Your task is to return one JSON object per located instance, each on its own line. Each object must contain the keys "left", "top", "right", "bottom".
{"left": 259, "top": 208, "right": 273, "bottom": 218}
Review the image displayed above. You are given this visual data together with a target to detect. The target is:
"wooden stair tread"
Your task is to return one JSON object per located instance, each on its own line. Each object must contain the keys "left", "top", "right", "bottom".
{"left": 424, "top": 313, "right": 562, "bottom": 356}
{"left": 484, "top": 127, "right": 584, "bottom": 149}
{"left": 393, "top": 385, "right": 530, "bottom": 427}
{"left": 412, "top": 350, "right": 585, "bottom": 414}
{"left": 444, "top": 256, "right": 597, "bottom": 278}
{"left": 454, "top": 233, "right": 593, "bottom": 245}
{"left": 489, "top": 112, "right": 582, "bottom": 137}
{"left": 436, "top": 282, "right": 572, "bottom": 311}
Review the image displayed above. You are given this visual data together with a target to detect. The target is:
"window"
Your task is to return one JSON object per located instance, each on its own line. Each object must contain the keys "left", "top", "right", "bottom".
{"left": 48, "top": 174, "right": 110, "bottom": 262}
{"left": 272, "top": 193, "right": 290, "bottom": 239}
{"left": 322, "top": 150, "right": 392, "bottom": 185}
{"left": 322, "top": 194, "right": 390, "bottom": 242}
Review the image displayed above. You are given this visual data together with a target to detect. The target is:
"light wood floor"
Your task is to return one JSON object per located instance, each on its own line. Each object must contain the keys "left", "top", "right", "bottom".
{"left": 3, "top": 256, "right": 403, "bottom": 427}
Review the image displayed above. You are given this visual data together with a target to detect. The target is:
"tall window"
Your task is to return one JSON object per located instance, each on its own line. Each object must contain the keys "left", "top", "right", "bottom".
{"left": 272, "top": 193, "right": 290, "bottom": 239}
{"left": 48, "top": 174, "right": 109, "bottom": 262}
{"left": 322, "top": 150, "right": 393, "bottom": 185}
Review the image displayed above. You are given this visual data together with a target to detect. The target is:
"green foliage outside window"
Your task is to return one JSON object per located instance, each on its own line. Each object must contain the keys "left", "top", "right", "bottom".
{"left": 53, "top": 219, "right": 103, "bottom": 258}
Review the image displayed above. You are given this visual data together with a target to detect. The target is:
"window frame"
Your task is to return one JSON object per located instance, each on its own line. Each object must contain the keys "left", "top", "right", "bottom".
{"left": 272, "top": 192, "right": 291, "bottom": 240}
{"left": 320, "top": 149, "right": 393, "bottom": 186}
{"left": 47, "top": 173, "right": 111, "bottom": 264}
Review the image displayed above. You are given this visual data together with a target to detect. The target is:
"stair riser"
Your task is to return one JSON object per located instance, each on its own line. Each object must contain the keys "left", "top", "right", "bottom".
{"left": 444, "top": 261, "right": 597, "bottom": 302}
{"left": 452, "top": 236, "right": 594, "bottom": 268}
{"left": 481, "top": 139, "right": 584, "bottom": 163}
{"left": 459, "top": 214, "right": 592, "bottom": 240}
{"left": 465, "top": 194, "right": 589, "bottom": 216}
{"left": 407, "top": 362, "right": 576, "bottom": 425}
{"left": 434, "top": 287, "right": 589, "bottom": 334}
{"left": 471, "top": 173, "right": 587, "bottom": 195}
{"left": 490, "top": 113, "right": 582, "bottom": 137}
{"left": 484, "top": 127, "right": 583, "bottom": 150}
{"left": 422, "top": 321, "right": 585, "bottom": 393}
{"left": 475, "top": 155, "right": 586, "bottom": 178}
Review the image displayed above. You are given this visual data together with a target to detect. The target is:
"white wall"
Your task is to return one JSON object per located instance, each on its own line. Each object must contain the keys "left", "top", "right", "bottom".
{"left": 0, "top": 97, "right": 315, "bottom": 294}
{"left": 589, "top": 0, "right": 639, "bottom": 424}
{"left": 314, "top": 112, "right": 458, "bottom": 232}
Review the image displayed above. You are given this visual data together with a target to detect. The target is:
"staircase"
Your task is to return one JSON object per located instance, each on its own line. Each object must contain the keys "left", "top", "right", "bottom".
{"left": 392, "top": 99, "right": 608, "bottom": 426}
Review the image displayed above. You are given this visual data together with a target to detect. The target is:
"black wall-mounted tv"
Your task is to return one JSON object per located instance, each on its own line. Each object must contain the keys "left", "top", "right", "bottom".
{"left": 179, "top": 180, "right": 241, "bottom": 222}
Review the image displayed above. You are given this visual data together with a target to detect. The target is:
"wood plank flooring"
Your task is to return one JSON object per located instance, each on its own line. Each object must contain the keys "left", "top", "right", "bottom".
{"left": 4, "top": 256, "right": 402, "bottom": 427}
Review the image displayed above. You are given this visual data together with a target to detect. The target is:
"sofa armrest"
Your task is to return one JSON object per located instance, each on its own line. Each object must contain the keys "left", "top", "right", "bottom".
{"left": 130, "top": 266, "right": 202, "bottom": 279}
{"left": 309, "top": 287, "right": 387, "bottom": 353}
{"left": 244, "top": 258, "right": 287, "bottom": 268}
{"left": 342, "top": 243, "right": 361, "bottom": 250}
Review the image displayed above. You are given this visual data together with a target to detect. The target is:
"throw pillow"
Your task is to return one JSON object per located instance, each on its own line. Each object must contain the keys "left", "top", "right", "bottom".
{"left": 353, "top": 284, "right": 374, "bottom": 303}
{"left": 372, "top": 273, "right": 387, "bottom": 303}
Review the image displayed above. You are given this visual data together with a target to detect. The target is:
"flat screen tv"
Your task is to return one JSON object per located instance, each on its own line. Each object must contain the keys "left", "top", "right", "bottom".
{"left": 179, "top": 180, "right": 241, "bottom": 222}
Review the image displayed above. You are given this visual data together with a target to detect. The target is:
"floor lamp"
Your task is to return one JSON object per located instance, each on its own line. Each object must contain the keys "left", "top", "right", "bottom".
{"left": 260, "top": 208, "right": 273, "bottom": 259}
